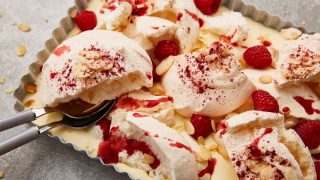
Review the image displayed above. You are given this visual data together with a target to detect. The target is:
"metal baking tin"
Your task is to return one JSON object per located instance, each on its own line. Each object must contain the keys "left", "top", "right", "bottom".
{"left": 12, "top": 0, "right": 309, "bottom": 179}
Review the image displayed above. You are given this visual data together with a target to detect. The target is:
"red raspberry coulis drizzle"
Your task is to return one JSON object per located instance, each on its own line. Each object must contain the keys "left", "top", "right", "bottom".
{"left": 248, "top": 128, "right": 273, "bottom": 159}
{"left": 198, "top": 158, "right": 217, "bottom": 177}
{"left": 293, "top": 96, "right": 320, "bottom": 115}
{"left": 132, "top": 112, "right": 148, "bottom": 117}
{"left": 53, "top": 45, "right": 70, "bottom": 57}
{"left": 115, "top": 96, "right": 173, "bottom": 111}
{"left": 169, "top": 142, "right": 192, "bottom": 153}
{"left": 97, "top": 126, "right": 160, "bottom": 169}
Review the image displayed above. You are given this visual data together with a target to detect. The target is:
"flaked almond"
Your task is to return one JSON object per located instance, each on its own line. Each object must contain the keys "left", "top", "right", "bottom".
{"left": 0, "top": 75, "right": 5, "bottom": 84}
{"left": 0, "top": 11, "right": 3, "bottom": 17}
{"left": 197, "top": 136, "right": 205, "bottom": 145}
{"left": 174, "top": 125, "right": 185, "bottom": 133}
{"left": 156, "top": 56, "right": 175, "bottom": 75}
{"left": 4, "top": 88, "right": 13, "bottom": 94}
{"left": 25, "top": 84, "right": 37, "bottom": 94}
{"left": 69, "top": 9, "right": 78, "bottom": 18}
{"left": 148, "top": 83, "right": 165, "bottom": 96}
{"left": 211, "top": 120, "right": 216, "bottom": 132}
{"left": 142, "top": 153, "right": 155, "bottom": 164}
{"left": 72, "top": 63, "right": 94, "bottom": 78}
{"left": 0, "top": 171, "right": 4, "bottom": 178}
{"left": 24, "top": 99, "right": 35, "bottom": 108}
{"left": 185, "top": 121, "right": 195, "bottom": 135}
{"left": 102, "top": 2, "right": 110, "bottom": 8}
{"left": 16, "top": 44, "right": 26, "bottom": 57}
{"left": 217, "top": 146, "right": 229, "bottom": 159}
{"left": 199, "top": 145, "right": 211, "bottom": 161}
{"left": 204, "top": 135, "right": 218, "bottom": 151}
{"left": 285, "top": 117, "right": 299, "bottom": 129}
{"left": 17, "top": 23, "right": 31, "bottom": 32}
{"left": 259, "top": 75, "right": 273, "bottom": 84}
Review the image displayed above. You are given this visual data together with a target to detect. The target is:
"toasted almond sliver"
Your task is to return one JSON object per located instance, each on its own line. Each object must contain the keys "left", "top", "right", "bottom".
{"left": 211, "top": 120, "right": 216, "bottom": 132}
{"left": 25, "top": 84, "right": 37, "bottom": 94}
{"left": 259, "top": 75, "right": 273, "bottom": 84}
{"left": 102, "top": 2, "right": 110, "bottom": 8}
{"left": 72, "top": 63, "right": 94, "bottom": 78}
{"left": 4, "top": 88, "right": 13, "bottom": 94}
{"left": 197, "top": 136, "right": 205, "bottom": 145}
{"left": 199, "top": 145, "right": 211, "bottom": 161}
{"left": 185, "top": 121, "right": 195, "bottom": 135}
{"left": 148, "top": 83, "right": 165, "bottom": 96}
{"left": 17, "top": 23, "right": 31, "bottom": 32}
{"left": 16, "top": 44, "right": 26, "bottom": 57}
{"left": 0, "top": 171, "right": 4, "bottom": 178}
{"left": 0, "top": 75, "right": 5, "bottom": 84}
{"left": 217, "top": 146, "right": 229, "bottom": 159}
{"left": 156, "top": 56, "right": 175, "bottom": 75}
{"left": 69, "top": 9, "right": 78, "bottom": 18}
{"left": 24, "top": 99, "right": 35, "bottom": 108}
{"left": 142, "top": 153, "right": 155, "bottom": 164}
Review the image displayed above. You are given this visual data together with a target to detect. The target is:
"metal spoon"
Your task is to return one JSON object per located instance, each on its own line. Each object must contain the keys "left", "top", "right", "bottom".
{"left": 0, "top": 99, "right": 116, "bottom": 155}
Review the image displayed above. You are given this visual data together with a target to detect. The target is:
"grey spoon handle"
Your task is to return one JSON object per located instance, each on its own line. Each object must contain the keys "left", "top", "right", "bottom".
{"left": 0, "top": 109, "right": 35, "bottom": 131}
{"left": 0, "top": 126, "right": 40, "bottom": 156}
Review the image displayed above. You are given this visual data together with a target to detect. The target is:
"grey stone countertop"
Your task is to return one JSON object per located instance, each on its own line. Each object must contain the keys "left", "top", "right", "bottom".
{"left": 0, "top": 0, "right": 319, "bottom": 179}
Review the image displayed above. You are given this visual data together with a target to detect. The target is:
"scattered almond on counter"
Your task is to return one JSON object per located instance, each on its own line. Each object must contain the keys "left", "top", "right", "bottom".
{"left": 4, "top": 88, "right": 13, "bottom": 94}
{"left": 0, "top": 171, "right": 4, "bottom": 178}
{"left": 0, "top": 11, "right": 3, "bottom": 17}
{"left": 17, "top": 23, "right": 31, "bottom": 32}
{"left": 25, "top": 84, "right": 37, "bottom": 94}
{"left": 16, "top": 44, "right": 27, "bottom": 57}
{"left": 24, "top": 99, "right": 35, "bottom": 108}
{"left": 0, "top": 75, "right": 5, "bottom": 84}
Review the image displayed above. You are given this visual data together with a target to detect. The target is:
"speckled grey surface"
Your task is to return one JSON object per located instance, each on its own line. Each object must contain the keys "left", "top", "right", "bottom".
{"left": 0, "top": 0, "right": 319, "bottom": 179}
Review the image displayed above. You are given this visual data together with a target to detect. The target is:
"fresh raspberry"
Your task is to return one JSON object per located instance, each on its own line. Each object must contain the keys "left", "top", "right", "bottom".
{"left": 194, "top": 0, "right": 221, "bottom": 15}
{"left": 74, "top": 10, "right": 97, "bottom": 31}
{"left": 154, "top": 40, "right": 179, "bottom": 60}
{"left": 293, "top": 121, "right": 320, "bottom": 149}
{"left": 190, "top": 114, "right": 213, "bottom": 139}
{"left": 252, "top": 90, "right": 279, "bottom": 113}
{"left": 314, "top": 162, "right": 320, "bottom": 178}
{"left": 243, "top": 45, "right": 272, "bottom": 69}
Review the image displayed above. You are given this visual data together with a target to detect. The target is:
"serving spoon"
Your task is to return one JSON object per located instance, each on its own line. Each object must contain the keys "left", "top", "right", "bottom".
{"left": 0, "top": 99, "right": 116, "bottom": 155}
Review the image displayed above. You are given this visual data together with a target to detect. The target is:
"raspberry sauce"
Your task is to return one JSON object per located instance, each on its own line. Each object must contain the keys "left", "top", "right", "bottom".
{"left": 198, "top": 158, "right": 217, "bottom": 177}
{"left": 248, "top": 128, "right": 273, "bottom": 159}
{"left": 53, "top": 45, "right": 70, "bottom": 57}
{"left": 169, "top": 142, "right": 192, "bottom": 153}
{"left": 293, "top": 96, "right": 320, "bottom": 115}
{"left": 97, "top": 127, "right": 160, "bottom": 169}
{"left": 115, "top": 96, "right": 173, "bottom": 111}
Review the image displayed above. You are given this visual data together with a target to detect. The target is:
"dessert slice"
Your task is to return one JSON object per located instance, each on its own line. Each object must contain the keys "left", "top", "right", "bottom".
{"left": 243, "top": 68, "right": 320, "bottom": 120}
{"left": 98, "top": 112, "right": 198, "bottom": 180}
{"left": 219, "top": 111, "right": 315, "bottom": 179}
{"left": 162, "top": 42, "right": 255, "bottom": 117}
{"left": 273, "top": 33, "right": 320, "bottom": 85}
{"left": 39, "top": 30, "right": 152, "bottom": 106}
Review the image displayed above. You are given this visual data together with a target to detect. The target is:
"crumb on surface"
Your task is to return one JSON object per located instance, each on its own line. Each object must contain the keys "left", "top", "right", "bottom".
{"left": 25, "top": 84, "right": 37, "bottom": 94}
{"left": 17, "top": 23, "right": 31, "bottom": 32}
{"left": 16, "top": 44, "right": 26, "bottom": 57}
{"left": 4, "top": 88, "right": 14, "bottom": 94}
{"left": 0, "top": 75, "right": 5, "bottom": 84}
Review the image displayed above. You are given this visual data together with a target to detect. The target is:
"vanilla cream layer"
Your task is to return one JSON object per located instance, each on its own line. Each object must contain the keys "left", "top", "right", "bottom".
{"left": 22, "top": 1, "right": 308, "bottom": 180}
